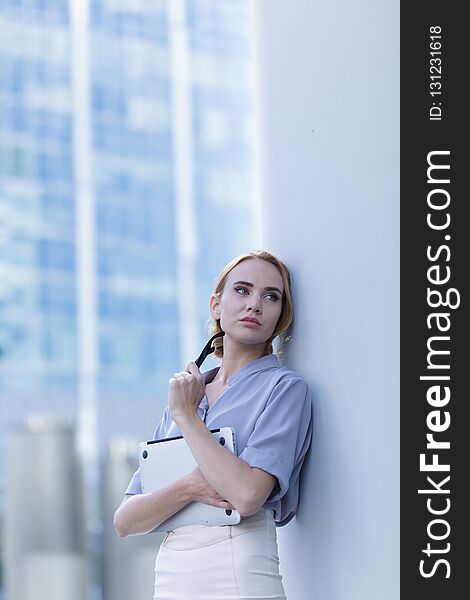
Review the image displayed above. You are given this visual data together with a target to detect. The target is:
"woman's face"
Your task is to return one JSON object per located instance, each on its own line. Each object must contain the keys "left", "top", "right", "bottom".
{"left": 210, "top": 258, "right": 284, "bottom": 347}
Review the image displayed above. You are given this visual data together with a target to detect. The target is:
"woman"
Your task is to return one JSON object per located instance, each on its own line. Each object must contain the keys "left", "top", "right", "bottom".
{"left": 114, "top": 250, "right": 313, "bottom": 600}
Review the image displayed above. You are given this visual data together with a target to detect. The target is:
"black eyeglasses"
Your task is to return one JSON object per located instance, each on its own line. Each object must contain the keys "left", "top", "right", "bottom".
{"left": 195, "top": 331, "right": 225, "bottom": 368}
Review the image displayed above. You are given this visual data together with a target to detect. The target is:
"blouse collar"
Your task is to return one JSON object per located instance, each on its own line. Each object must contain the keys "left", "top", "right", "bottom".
{"left": 202, "top": 353, "right": 280, "bottom": 386}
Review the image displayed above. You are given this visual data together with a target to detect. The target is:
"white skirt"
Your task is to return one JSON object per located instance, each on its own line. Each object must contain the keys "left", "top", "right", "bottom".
{"left": 153, "top": 508, "right": 287, "bottom": 600}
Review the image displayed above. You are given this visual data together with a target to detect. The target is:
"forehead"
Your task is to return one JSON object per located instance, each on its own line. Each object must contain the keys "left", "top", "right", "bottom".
{"left": 226, "top": 258, "right": 284, "bottom": 290}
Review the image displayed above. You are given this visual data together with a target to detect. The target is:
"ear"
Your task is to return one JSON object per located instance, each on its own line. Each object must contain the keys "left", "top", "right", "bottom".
{"left": 209, "top": 292, "right": 221, "bottom": 320}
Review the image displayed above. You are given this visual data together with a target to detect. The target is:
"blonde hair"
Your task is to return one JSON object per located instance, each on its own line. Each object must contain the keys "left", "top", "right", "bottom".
{"left": 206, "top": 250, "right": 294, "bottom": 359}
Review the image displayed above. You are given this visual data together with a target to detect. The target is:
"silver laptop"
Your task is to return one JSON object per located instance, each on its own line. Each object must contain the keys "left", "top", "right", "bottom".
{"left": 138, "top": 426, "right": 241, "bottom": 532}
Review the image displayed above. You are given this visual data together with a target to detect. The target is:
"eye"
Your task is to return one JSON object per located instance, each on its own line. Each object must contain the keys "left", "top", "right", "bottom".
{"left": 234, "top": 286, "right": 249, "bottom": 295}
{"left": 234, "top": 287, "right": 279, "bottom": 302}
{"left": 265, "top": 293, "right": 280, "bottom": 302}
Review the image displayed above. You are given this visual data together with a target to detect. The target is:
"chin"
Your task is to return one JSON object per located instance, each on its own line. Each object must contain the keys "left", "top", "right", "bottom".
{"left": 223, "top": 323, "right": 268, "bottom": 344}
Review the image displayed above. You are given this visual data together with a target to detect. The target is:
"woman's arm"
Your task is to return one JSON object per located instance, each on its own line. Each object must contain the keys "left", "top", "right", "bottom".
{"left": 113, "top": 477, "right": 192, "bottom": 537}
{"left": 168, "top": 361, "right": 277, "bottom": 516}
{"left": 176, "top": 413, "right": 276, "bottom": 516}
{"left": 114, "top": 468, "right": 235, "bottom": 537}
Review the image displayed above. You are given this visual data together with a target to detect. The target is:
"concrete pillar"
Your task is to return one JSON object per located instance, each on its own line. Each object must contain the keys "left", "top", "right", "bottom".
{"left": 3, "top": 417, "right": 85, "bottom": 600}
{"left": 22, "top": 553, "right": 86, "bottom": 600}
{"left": 102, "top": 438, "right": 167, "bottom": 600}
{"left": 252, "top": 1, "right": 399, "bottom": 598}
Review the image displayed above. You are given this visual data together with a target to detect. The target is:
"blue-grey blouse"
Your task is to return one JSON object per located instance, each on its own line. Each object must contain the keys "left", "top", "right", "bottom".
{"left": 125, "top": 354, "right": 313, "bottom": 527}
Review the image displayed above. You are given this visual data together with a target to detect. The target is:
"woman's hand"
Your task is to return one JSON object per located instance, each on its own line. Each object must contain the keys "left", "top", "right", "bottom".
{"left": 168, "top": 361, "right": 206, "bottom": 424}
{"left": 184, "top": 467, "right": 235, "bottom": 510}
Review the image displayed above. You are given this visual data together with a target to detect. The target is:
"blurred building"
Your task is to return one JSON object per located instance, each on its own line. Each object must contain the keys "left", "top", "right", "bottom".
{"left": 0, "top": 1, "right": 259, "bottom": 598}
{"left": 3, "top": 418, "right": 86, "bottom": 600}
{"left": 102, "top": 438, "right": 166, "bottom": 600}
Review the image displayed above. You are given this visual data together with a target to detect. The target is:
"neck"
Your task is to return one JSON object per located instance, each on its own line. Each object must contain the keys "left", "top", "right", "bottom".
{"left": 213, "top": 337, "right": 268, "bottom": 385}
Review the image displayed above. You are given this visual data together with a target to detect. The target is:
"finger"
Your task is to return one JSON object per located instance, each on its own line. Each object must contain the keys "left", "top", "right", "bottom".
{"left": 207, "top": 499, "right": 231, "bottom": 509}
{"left": 212, "top": 496, "right": 233, "bottom": 507}
{"left": 187, "top": 361, "right": 202, "bottom": 377}
{"left": 173, "top": 371, "right": 193, "bottom": 382}
{"left": 187, "top": 363, "right": 204, "bottom": 391}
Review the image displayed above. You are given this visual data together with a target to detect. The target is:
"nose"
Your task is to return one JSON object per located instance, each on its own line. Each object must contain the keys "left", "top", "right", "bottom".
{"left": 247, "top": 293, "right": 262, "bottom": 313}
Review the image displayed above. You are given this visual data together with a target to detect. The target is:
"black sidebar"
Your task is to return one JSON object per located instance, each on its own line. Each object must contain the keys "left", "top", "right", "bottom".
{"left": 401, "top": 2, "right": 468, "bottom": 598}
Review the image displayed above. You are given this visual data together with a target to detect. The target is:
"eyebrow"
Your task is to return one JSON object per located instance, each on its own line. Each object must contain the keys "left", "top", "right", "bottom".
{"left": 232, "top": 281, "right": 283, "bottom": 296}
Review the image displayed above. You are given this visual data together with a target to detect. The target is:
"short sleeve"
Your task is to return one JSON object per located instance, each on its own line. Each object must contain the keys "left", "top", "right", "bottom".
{"left": 239, "top": 376, "right": 312, "bottom": 504}
{"left": 125, "top": 406, "right": 171, "bottom": 495}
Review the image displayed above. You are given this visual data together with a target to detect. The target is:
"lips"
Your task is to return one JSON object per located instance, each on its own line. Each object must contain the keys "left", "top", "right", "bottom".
{"left": 240, "top": 317, "right": 261, "bottom": 325}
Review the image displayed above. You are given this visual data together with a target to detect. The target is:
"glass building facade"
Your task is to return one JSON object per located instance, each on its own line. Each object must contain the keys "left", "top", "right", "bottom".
{"left": 1, "top": 1, "right": 259, "bottom": 597}
{"left": 0, "top": 1, "right": 78, "bottom": 417}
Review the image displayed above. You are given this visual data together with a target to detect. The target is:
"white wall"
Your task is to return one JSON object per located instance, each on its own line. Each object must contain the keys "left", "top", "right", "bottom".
{"left": 252, "top": 1, "right": 399, "bottom": 598}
